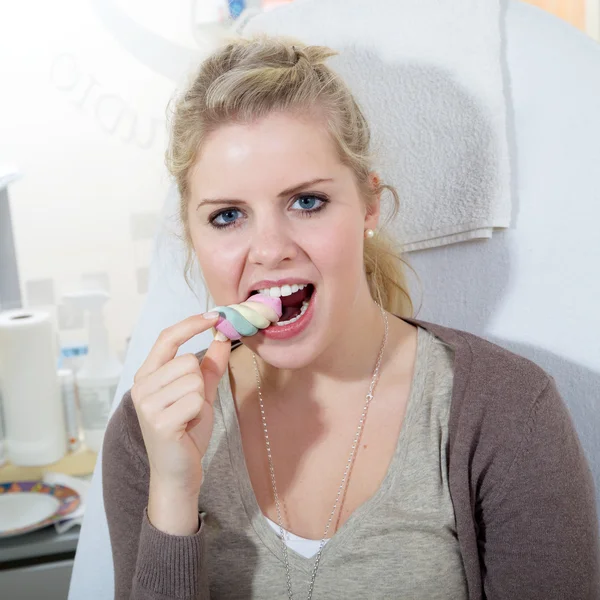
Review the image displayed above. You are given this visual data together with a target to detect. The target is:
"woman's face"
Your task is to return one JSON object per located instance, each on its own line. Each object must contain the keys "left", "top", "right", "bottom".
{"left": 187, "top": 111, "right": 379, "bottom": 369}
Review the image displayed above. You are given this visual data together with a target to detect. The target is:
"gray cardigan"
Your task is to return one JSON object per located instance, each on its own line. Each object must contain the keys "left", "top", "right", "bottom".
{"left": 102, "top": 316, "right": 600, "bottom": 599}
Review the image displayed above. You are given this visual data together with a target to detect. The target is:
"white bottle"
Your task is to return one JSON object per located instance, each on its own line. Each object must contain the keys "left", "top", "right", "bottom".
{"left": 62, "top": 291, "right": 122, "bottom": 453}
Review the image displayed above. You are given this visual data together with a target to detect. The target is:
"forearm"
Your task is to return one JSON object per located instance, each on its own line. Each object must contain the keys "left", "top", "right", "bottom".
{"left": 105, "top": 393, "right": 209, "bottom": 599}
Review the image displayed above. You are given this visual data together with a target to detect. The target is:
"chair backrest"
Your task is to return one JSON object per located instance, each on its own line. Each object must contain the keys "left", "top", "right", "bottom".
{"left": 68, "top": 2, "right": 600, "bottom": 598}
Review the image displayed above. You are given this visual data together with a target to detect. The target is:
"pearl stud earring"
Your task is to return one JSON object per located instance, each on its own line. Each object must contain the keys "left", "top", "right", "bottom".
{"left": 365, "top": 229, "right": 375, "bottom": 239}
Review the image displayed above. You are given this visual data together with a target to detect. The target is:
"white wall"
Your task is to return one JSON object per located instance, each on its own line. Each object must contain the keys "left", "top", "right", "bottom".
{"left": 0, "top": 0, "right": 226, "bottom": 358}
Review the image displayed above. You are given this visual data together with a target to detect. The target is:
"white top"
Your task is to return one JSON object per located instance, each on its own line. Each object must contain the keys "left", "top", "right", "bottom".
{"left": 264, "top": 516, "right": 330, "bottom": 558}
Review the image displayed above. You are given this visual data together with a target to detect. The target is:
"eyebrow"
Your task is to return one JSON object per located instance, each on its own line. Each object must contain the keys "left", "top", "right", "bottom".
{"left": 196, "top": 178, "right": 334, "bottom": 210}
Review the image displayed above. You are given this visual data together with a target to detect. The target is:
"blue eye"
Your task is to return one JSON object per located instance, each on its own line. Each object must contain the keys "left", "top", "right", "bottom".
{"left": 208, "top": 194, "right": 328, "bottom": 230}
{"left": 291, "top": 194, "right": 327, "bottom": 213}
{"left": 211, "top": 208, "right": 242, "bottom": 228}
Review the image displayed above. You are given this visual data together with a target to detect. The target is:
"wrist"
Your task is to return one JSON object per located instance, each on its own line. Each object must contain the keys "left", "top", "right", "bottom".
{"left": 148, "top": 478, "right": 201, "bottom": 536}
{"left": 149, "top": 468, "right": 203, "bottom": 501}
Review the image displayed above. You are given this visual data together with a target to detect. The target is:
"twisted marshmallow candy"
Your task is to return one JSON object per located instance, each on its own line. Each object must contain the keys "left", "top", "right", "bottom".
{"left": 213, "top": 294, "right": 282, "bottom": 341}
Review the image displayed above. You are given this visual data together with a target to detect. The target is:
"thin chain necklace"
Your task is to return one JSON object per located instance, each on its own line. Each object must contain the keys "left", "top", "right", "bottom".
{"left": 251, "top": 304, "right": 389, "bottom": 600}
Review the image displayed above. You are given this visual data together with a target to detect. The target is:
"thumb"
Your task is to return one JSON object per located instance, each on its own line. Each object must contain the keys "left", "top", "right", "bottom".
{"left": 200, "top": 338, "right": 232, "bottom": 406}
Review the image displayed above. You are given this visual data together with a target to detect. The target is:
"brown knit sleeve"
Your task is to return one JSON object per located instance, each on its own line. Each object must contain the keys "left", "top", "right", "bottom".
{"left": 102, "top": 390, "right": 209, "bottom": 599}
{"left": 477, "top": 376, "right": 600, "bottom": 599}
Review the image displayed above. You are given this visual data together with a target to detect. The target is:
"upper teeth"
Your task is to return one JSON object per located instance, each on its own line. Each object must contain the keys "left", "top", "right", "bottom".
{"left": 257, "top": 284, "right": 308, "bottom": 298}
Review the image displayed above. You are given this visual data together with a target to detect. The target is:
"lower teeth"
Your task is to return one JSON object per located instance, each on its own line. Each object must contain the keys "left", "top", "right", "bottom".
{"left": 275, "top": 300, "right": 309, "bottom": 326}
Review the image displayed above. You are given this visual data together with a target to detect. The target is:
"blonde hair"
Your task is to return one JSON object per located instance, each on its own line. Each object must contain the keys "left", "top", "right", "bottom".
{"left": 165, "top": 33, "right": 419, "bottom": 317}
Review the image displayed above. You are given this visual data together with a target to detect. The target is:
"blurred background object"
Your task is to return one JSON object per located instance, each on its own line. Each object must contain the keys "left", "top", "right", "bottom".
{"left": 523, "top": 0, "right": 600, "bottom": 39}
{"left": 0, "top": 164, "right": 23, "bottom": 312}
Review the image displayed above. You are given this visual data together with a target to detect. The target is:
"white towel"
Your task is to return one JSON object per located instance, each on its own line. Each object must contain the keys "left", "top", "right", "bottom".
{"left": 241, "top": 0, "right": 511, "bottom": 252}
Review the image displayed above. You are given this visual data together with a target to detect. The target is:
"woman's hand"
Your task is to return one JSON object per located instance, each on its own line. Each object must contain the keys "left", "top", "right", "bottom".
{"left": 131, "top": 313, "right": 231, "bottom": 503}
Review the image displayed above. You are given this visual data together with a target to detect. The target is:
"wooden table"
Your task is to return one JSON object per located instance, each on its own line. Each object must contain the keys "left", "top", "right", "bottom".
{"left": 0, "top": 447, "right": 97, "bottom": 483}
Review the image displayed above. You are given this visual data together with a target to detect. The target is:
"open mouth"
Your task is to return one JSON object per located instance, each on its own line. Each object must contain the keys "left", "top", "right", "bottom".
{"left": 250, "top": 284, "right": 315, "bottom": 325}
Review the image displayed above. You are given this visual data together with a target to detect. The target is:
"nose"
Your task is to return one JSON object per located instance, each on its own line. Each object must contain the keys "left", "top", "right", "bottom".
{"left": 248, "top": 218, "right": 297, "bottom": 268}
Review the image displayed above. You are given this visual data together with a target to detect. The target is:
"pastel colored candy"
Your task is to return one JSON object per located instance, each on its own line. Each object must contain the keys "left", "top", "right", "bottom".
{"left": 213, "top": 294, "right": 282, "bottom": 340}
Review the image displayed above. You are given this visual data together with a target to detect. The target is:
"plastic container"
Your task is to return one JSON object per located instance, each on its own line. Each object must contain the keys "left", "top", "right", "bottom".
{"left": 62, "top": 291, "right": 122, "bottom": 453}
{"left": 58, "top": 345, "right": 89, "bottom": 373}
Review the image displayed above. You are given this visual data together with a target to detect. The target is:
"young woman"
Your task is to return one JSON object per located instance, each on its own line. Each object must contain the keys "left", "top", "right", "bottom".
{"left": 102, "top": 35, "right": 599, "bottom": 599}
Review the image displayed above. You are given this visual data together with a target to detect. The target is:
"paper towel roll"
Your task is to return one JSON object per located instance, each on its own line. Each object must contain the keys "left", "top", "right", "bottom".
{"left": 0, "top": 309, "right": 67, "bottom": 466}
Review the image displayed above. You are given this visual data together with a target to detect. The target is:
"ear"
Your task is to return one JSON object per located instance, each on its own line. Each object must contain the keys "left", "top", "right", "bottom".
{"left": 364, "top": 171, "right": 381, "bottom": 232}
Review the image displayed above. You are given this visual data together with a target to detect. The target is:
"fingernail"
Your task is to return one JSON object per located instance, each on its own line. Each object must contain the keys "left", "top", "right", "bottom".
{"left": 214, "top": 331, "right": 229, "bottom": 342}
{"left": 202, "top": 311, "right": 220, "bottom": 320}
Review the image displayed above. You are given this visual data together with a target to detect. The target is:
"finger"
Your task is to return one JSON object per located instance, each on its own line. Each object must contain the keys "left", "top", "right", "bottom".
{"left": 185, "top": 417, "right": 202, "bottom": 433}
{"left": 200, "top": 337, "right": 232, "bottom": 406}
{"left": 137, "top": 372, "right": 204, "bottom": 415}
{"left": 156, "top": 392, "right": 206, "bottom": 440}
{"left": 136, "top": 353, "right": 202, "bottom": 398}
{"left": 135, "top": 313, "right": 220, "bottom": 381}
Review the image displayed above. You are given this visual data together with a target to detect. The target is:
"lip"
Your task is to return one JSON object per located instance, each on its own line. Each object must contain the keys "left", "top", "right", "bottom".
{"left": 260, "top": 287, "right": 316, "bottom": 341}
{"left": 246, "top": 277, "right": 314, "bottom": 298}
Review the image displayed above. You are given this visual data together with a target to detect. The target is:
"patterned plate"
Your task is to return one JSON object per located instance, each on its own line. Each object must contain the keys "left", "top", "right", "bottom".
{"left": 0, "top": 481, "right": 81, "bottom": 539}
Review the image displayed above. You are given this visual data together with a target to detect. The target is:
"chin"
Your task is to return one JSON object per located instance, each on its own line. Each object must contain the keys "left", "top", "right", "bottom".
{"left": 242, "top": 286, "right": 335, "bottom": 369}
{"left": 250, "top": 342, "right": 321, "bottom": 371}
